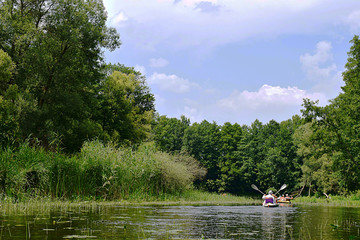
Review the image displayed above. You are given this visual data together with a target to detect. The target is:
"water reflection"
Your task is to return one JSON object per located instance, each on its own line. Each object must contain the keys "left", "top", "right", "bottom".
{"left": 0, "top": 204, "right": 359, "bottom": 239}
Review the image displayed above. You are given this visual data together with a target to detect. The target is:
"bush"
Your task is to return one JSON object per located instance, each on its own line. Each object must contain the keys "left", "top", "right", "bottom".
{"left": 0, "top": 140, "right": 206, "bottom": 201}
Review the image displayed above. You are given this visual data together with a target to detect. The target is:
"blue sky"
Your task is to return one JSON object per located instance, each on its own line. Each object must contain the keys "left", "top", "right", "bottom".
{"left": 103, "top": 0, "right": 360, "bottom": 125}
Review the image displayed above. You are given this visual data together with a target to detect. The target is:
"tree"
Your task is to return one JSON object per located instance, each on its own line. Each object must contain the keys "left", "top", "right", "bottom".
{"left": 293, "top": 122, "right": 340, "bottom": 195}
{"left": 182, "top": 120, "right": 221, "bottom": 182}
{"left": 0, "top": 50, "right": 21, "bottom": 146}
{"left": 0, "top": 0, "right": 120, "bottom": 151}
{"left": 216, "top": 122, "right": 243, "bottom": 193}
{"left": 97, "top": 70, "right": 155, "bottom": 145}
{"left": 152, "top": 115, "right": 190, "bottom": 152}
{"left": 301, "top": 35, "right": 360, "bottom": 193}
{"left": 0, "top": 50, "right": 14, "bottom": 94}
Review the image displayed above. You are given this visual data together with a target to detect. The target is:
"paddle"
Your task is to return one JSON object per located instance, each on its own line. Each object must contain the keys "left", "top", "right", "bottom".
{"left": 275, "top": 184, "right": 287, "bottom": 195}
{"left": 251, "top": 184, "right": 265, "bottom": 195}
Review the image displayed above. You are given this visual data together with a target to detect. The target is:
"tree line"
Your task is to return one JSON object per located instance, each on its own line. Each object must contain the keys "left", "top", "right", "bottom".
{"left": 1, "top": 0, "right": 359, "bottom": 198}
{"left": 152, "top": 35, "right": 360, "bottom": 196}
{"left": 0, "top": 0, "right": 154, "bottom": 152}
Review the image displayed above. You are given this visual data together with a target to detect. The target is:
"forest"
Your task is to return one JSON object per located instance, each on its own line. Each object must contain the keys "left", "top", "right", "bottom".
{"left": 0, "top": 0, "right": 359, "bottom": 200}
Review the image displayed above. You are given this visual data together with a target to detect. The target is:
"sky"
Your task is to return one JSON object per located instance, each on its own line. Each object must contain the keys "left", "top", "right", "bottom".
{"left": 103, "top": 0, "right": 360, "bottom": 126}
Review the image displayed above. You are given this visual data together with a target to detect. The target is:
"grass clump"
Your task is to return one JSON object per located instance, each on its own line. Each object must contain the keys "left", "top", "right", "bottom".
{"left": 0, "top": 140, "right": 206, "bottom": 201}
{"left": 293, "top": 192, "right": 360, "bottom": 206}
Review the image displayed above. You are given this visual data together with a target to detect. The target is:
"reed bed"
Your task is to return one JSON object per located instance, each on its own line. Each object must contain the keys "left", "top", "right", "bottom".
{"left": 293, "top": 192, "right": 360, "bottom": 207}
{"left": 0, "top": 140, "right": 206, "bottom": 201}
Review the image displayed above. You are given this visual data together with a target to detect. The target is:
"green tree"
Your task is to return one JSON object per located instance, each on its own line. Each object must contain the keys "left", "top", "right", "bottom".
{"left": 152, "top": 115, "right": 190, "bottom": 152}
{"left": 97, "top": 70, "right": 154, "bottom": 145}
{"left": 182, "top": 120, "right": 221, "bottom": 183}
{"left": 293, "top": 122, "right": 340, "bottom": 195}
{"left": 0, "top": 50, "right": 14, "bottom": 94}
{"left": 301, "top": 35, "right": 360, "bottom": 193}
{"left": 216, "top": 122, "right": 243, "bottom": 193}
{"left": 0, "top": 0, "right": 120, "bottom": 150}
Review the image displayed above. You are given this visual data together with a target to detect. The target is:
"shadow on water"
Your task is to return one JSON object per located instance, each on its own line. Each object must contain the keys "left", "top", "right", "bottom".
{"left": 0, "top": 204, "right": 359, "bottom": 239}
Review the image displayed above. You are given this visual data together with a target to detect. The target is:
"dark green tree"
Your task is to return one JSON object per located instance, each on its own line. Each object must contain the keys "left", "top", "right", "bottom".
{"left": 301, "top": 35, "right": 360, "bottom": 193}
{"left": 152, "top": 115, "right": 190, "bottom": 152}
{"left": 0, "top": 0, "right": 120, "bottom": 151}
{"left": 97, "top": 70, "right": 155, "bottom": 145}
{"left": 182, "top": 120, "right": 221, "bottom": 183}
{"left": 216, "top": 122, "right": 243, "bottom": 193}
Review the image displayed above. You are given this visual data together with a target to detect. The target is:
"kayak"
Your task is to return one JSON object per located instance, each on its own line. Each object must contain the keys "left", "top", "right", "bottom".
{"left": 262, "top": 202, "right": 279, "bottom": 207}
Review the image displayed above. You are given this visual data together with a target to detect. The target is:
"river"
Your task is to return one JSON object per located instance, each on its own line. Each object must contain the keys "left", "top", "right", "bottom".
{"left": 0, "top": 203, "right": 359, "bottom": 239}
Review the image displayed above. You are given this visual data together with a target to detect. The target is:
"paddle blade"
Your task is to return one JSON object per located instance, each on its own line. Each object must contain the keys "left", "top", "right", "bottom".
{"left": 251, "top": 184, "right": 265, "bottom": 195}
{"left": 275, "top": 184, "right": 287, "bottom": 195}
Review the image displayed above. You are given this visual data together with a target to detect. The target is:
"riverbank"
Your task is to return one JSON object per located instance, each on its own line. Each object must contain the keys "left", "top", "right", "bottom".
{"left": 293, "top": 193, "right": 360, "bottom": 207}
{"left": 1, "top": 192, "right": 360, "bottom": 217}
{"left": 0, "top": 190, "right": 262, "bottom": 216}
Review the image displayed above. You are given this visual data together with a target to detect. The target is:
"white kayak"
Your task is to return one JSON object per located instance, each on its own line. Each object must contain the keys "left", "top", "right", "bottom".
{"left": 262, "top": 202, "right": 279, "bottom": 207}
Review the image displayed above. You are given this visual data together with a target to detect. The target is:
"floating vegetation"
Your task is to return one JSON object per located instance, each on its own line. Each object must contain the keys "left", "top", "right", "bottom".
{"left": 62, "top": 235, "right": 97, "bottom": 239}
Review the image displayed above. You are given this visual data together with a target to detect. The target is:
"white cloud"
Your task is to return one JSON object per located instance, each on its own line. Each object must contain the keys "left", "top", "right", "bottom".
{"left": 113, "top": 12, "right": 128, "bottom": 24}
{"left": 149, "top": 57, "right": 169, "bottom": 68}
{"left": 152, "top": 83, "right": 328, "bottom": 125}
{"left": 183, "top": 106, "right": 204, "bottom": 124}
{"left": 149, "top": 72, "right": 200, "bottom": 93}
{"left": 300, "top": 41, "right": 337, "bottom": 81}
{"left": 218, "top": 84, "right": 326, "bottom": 111}
{"left": 103, "top": 0, "right": 357, "bottom": 51}
{"left": 181, "top": 0, "right": 218, "bottom": 8}
{"left": 134, "top": 65, "right": 146, "bottom": 75}
{"left": 168, "top": 84, "right": 327, "bottom": 125}
{"left": 345, "top": 10, "right": 360, "bottom": 31}
{"left": 300, "top": 41, "right": 344, "bottom": 98}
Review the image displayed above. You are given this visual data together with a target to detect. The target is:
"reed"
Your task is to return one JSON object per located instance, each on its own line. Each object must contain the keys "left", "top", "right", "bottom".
{"left": 0, "top": 140, "right": 206, "bottom": 201}
{"left": 293, "top": 193, "right": 360, "bottom": 207}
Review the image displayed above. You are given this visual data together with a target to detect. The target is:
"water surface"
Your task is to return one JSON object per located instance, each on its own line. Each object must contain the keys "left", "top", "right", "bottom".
{"left": 0, "top": 204, "right": 359, "bottom": 239}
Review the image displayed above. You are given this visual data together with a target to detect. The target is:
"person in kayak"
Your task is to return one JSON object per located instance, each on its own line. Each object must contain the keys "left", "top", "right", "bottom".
{"left": 285, "top": 194, "right": 293, "bottom": 200}
{"left": 262, "top": 190, "right": 276, "bottom": 204}
{"left": 278, "top": 195, "right": 287, "bottom": 201}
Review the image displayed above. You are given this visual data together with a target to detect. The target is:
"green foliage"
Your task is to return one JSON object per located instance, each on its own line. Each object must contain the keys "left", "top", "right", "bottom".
{"left": 153, "top": 116, "right": 303, "bottom": 195}
{"left": 0, "top": 140, "right": 205, "bottom": 200}
{"left": 97, "top": 70, "right": 154, "bottom": 145}
{"left": 182, "top": 120, "right": 221, "bottom": 182}
{"left": 0, "top": 0, "right": 122, "bottom": 151}
{"left": 0, "top": 49, "right": 15, "bottom": 94}
{"left": 152, "top": 115, "right": 190, "bottom": 152}
{"left": 300, "top": 35, "right": 360, "bottom": 193}
{"left": 293, "top": 123, "right": 341, "bottom": 194}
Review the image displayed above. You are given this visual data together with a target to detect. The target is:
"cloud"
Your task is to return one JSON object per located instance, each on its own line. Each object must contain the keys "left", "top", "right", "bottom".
{"left": 300, "top": 41, "right": 344, "bottom": 98}
{"left": 134, "top": 65, "right": 147, "bottom": 75}
{"left": 181, "top": 0, "right": 218, "bottom": 8}
{"left": 111, "top": 12, "right": 128, "bottom": 25}
{"left": 218, "top": 84, "right": 326, "bottom": 111}
{"left": 103, "top": 0, "right": 357, "bottom": 51}
{"left": 213, "top": 84, "right": 327, "bottom": 124}
{"left": 183, "top": 106, "right": 204, "bottom": 123}
{"left": 149, "top": 57, "right": 169, "bottom": 68}
{"left": 152, "top": 83, "right": 329, "bottom": 125}
{"left": 164, "top": 84, "right": 327, "bottom": 125}
{"left": 345, "top": 10, "right": 360, "bottom": 31}
{"left": 149, "top": 72, "right": 200, "bottom": 93}
{"left": 195, "top": 1, "right": 221, "bottom": 13}
{"left": 300, "top": 41, "right": 337, "bottom": 81}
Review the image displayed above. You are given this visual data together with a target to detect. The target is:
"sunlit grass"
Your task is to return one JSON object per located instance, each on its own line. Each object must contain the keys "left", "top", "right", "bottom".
{"left": 0, "top": 140, "right": 206, "bottom": 201}
{"left": 0, "top": 191, "right": 260, "bottom": 215}
{"left": 293, "top": 192, "right": 360, "bottom": 207}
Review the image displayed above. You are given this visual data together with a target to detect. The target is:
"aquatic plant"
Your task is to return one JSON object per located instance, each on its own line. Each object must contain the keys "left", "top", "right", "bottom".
{"left": 0, "top": 140, "right": 206, "bottom": 201}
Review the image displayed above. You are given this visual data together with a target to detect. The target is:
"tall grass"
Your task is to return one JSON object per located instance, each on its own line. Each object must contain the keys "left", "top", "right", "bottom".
{"left": 293, "top": 192, "right": 360, "bottom": 206}
{"left": 0, "top": 140, "right": 206, "bottom": 201}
